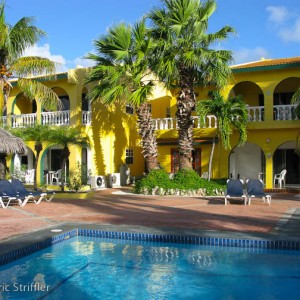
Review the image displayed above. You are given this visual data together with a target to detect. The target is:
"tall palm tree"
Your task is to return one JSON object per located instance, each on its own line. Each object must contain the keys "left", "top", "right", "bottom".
{"left": 85, "top": 20, "right": 160, "bottom": 172}
{"left": 48, "top": 127, "right": 90, "bottom": 192}
{"left": 196, "top": 91, "right": 248, "bottom": 180}
{"left": 0, "top": 2, "right": 61, "bottom": 115}
{"left": 148, "top": 0, "right": 234, "bottom": 170}
{"left": 11, "top": 124, "right": 52, "bottom": 190}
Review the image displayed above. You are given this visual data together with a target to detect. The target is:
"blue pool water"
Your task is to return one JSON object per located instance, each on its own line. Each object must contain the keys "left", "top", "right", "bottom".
{"left": 0, "top": 236, "right": 300, "bottom": 299}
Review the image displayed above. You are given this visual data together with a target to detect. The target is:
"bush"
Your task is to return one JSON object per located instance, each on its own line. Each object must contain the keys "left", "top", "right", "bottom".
{"left": 134, "top": 169, "right": 172, "bottom": 194}
{"left": 134, "top": 168, "right": 226, "bottom": 196}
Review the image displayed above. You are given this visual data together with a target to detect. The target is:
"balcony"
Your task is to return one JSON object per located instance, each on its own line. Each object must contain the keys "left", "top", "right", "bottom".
{"left": 154, "top": 115, "right": 217, "bottom": 130}
{"left": 247, "top": 104, "right": 298, "bottom": 121}
{"left": 0, "top": 110, "right": 93, "bottom": 128}
{"left": 153, "top": 104, "right": 298, "bottom": 131}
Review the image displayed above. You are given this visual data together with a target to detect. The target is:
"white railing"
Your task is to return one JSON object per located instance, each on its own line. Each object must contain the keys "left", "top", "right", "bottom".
{"left": 0, "top": 116, "right": 7, "bottom": 127}
{"left": 247, "top": 106, "right": 264, "bottom": 122}
{"left": 82, "top": 111, "right": 92, "bottom": 125}
{"left": 42, "top": 110, "right": 70, "bottom": 125}
{"left": 273, "top": 104, "right": 298, "bottom": 121}
{"left": 11, "top": 113, "right": 37, "bottom": 128}
{"left": 154, "top": 115, "right": 217, "bottom": 130}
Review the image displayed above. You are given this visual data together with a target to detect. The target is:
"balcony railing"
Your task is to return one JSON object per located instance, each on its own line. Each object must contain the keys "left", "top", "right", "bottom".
{"left": 247, "top": 106, "right": 264, "bottom": 122}
{"left": 11, "top": 113, "right": 37, "bottom": 128}
{"left": 273, "top": 104, "right": 298, "bottom": 121}
{"left": 154, "top": 115, "right": 218, "bottom": 130}
{"left": 82, "top": 111, "right": 92, "bottom": 125}
{"left": 41, "top": 111, "right": 70, "bottom": 125}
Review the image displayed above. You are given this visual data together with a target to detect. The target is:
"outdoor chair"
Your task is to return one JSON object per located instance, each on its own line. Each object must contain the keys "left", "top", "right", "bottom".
{"left": 10, "top": 179, "right": 55, "bottom": 206}
{"left": 0, "top": 190, "right": 20, "bottom": 209}
{"left": 273, "top": 169, "right": 287, "bottom": 188}
{"left": 246, "top": 179, "right": 271, "bottom": 205}
{"left": 0, "top": 180, "right": 25, "bottom": 207}
{"left": 224, "top": 179, "right": 247, "bottom": 205}
{"left": 51, "top": 169, "right": 62, "bottom": 185}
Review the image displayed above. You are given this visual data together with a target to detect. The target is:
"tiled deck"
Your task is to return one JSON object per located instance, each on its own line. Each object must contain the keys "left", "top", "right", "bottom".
{"left": 1, "top": 188, "right": 300, "bottom": 243}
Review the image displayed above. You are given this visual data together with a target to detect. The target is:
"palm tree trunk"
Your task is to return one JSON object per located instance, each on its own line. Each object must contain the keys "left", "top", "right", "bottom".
{"left": 0, "top": 154, "right": 8, "bottom": 180}
{"left": 208, "top": 137, "right": 216, "bottom": 181}
{"left": 136, "top": 102, "right": 160, "bottom": 172}
{"left": 176, "top": 88, "right": 195, "bottom": 170}
{"left": 33, "top": 143, "right": 42, "bottom": 190}
{"left": 60, "top": 147, "right": 70, "bottom": 192}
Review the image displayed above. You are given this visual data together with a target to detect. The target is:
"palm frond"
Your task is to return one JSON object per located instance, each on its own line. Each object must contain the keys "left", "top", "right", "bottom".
{"left": 18, "top": 78, "right": 62, "bottom": 110}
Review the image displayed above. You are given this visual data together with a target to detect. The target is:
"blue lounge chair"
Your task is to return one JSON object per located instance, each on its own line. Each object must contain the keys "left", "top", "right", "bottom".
{"left": 246, "top": 179, "right": 271, "bottom": 205}
{"left": 10, "top": 179, "right": 55, "bottom": 206}
{"left": 0, "top": 191, "right": 20, "bottom": 209}
{"left": 225, "top": 179, "right": 247, "bottom": 205}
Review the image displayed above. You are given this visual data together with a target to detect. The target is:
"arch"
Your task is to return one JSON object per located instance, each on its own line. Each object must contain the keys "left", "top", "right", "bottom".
{"left": 12, "top": 93, "right": 36, "bottom": 115}
{"left": 11, "top": 147, "right": 35, "bottom": 182}
{"left": 229, "top": 142, "right": 265, "bottom": 181}
{"left": 229, "top": 81, "right": 264, "bottom": 106}
{"left": 40, "top": 144, "right": 69, "bottom": 185}
{"left": 81, "top": 87, "right": 90, "bottom": 111}
{"left": 273, "top": 77, "right": 300, "bottom": 105}
{"left": 51, "top": 87, "right": 70, "bottom": 110}
{"left": 273, "top": 141, "right": 299, "bottom": 185}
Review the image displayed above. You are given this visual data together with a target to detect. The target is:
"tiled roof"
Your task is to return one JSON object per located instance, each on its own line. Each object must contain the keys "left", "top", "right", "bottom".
{"left": 231, "top": 56, "right": 300, "bottom": 70}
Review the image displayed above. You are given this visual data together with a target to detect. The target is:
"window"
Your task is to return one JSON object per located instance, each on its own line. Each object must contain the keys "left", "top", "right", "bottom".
{"left": 166, "top": 107, "right": 171, "bottom": 118}
{"left": 126, "top": 105, "right": 134, "bottom": 114}
{"left": 125, "top": 149, "right": 134, "bottom": 164}
{"left": 82, "top": 93, "right": 89, "bottom": 111}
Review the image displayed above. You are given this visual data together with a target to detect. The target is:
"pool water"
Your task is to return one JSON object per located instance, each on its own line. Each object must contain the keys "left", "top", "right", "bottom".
{"left": 0, "top": 236, "right": 300, "bottom": 299}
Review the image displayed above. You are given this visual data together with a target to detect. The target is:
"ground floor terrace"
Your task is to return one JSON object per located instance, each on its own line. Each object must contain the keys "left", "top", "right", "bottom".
{"left": 1, "top": 188, "right": 300, "bottom": 244}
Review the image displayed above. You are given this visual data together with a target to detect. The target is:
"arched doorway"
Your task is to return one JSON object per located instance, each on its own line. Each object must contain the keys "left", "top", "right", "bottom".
{"left": 229, "top": 142, "right": 265, "bottom": 182}
{"left": 273, "top": 141, "right": 300, "bottom": 185}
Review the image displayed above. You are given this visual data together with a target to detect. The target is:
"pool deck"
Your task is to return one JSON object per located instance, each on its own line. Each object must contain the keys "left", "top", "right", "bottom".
{"left": 1, "top": 187, "right": 300, "bottom": 255}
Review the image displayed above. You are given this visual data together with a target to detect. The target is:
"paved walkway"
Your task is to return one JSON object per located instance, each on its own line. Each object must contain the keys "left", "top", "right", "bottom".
{"left": 1, "top": 188, "right": 300, "bottom": 245}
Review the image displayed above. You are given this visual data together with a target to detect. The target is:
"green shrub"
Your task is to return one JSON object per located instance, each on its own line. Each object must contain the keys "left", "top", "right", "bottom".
{"left": 134, "top": 168, "right": 226, "bottom": 196}
{"left": 134, "top": 169, "right": 172, "bottom": 194}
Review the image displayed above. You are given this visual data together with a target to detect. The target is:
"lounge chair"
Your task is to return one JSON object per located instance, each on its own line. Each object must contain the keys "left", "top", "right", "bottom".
{"left": 246, "top": 179, "right": 271, "bottom": 205}
{"left": 0, "top": 180, "right": 23, "bottom": 208}
{"left": 10, "top": 179, "right": 55, "bottom": 206}
{"left": 224, "top": 179, "right": 247, "bottom": 205}
{"left": 0, "top": 191, "right": 20, "bottom": 209}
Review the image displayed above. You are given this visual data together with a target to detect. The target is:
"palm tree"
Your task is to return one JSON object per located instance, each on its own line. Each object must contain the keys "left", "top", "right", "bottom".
{"left": 0, "top": 2, "right": 61, "bottom": 115}
{"left": 196, "top": 91, "right": 248, "bottom": 180}
{"left": 11, "top": 124, "right": 52, "bottom": 190}
{"left": 85, "top": 20, "right": 160, "bottom": 172}
{"left": 48, "top": 127, "right": 90, "bottom": 192}
{"left": 148, "top": 0, "right": 234, "bottom": 170}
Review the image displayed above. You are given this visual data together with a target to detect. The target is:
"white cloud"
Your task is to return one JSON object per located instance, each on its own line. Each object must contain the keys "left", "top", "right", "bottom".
{"left": 279, "top": 18, "right": 300, "bottom": 42}
{"left": 22, "top": 44, "right": 96, "bottom": 72}
{"left": 22, "top": 43, "right": 68, "bottom": 73}
{"left": 232, "top": 47, "right": 270, "bottom": 65}
{"left": 266, "top": 6, "right": 300, "bottom": 43}
{"left": 266, "top": 6, "right": 289, "bottom": 25}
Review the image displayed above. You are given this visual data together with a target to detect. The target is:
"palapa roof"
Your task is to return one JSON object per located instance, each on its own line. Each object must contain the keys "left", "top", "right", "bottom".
{"left": 0, "top": 128, "right": 27, "bottom": 154}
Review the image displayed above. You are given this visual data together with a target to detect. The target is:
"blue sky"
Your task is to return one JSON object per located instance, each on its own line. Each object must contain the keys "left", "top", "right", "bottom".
{"left": 5, "top": 0, "right": 300, "bottom": 72}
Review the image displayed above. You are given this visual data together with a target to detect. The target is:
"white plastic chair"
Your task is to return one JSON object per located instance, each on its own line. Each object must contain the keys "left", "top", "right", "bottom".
{"left": 273, "top": 169, "right": 287, "bottom": 188}
{"left": 51, "top": 169, "right": 62, "bottom": 185}
{"left": 25, "top": 169, "right": 35, "bottom": 184}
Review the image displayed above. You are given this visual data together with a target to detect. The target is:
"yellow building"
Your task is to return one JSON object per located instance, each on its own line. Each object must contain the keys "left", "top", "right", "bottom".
{"left": 4, "top": 57, "right": 300, "bottom": 189}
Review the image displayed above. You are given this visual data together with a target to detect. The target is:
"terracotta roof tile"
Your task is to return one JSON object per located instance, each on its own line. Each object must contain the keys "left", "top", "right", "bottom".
{"left": 231, "top": 56, "right": 300, "bottom": 70}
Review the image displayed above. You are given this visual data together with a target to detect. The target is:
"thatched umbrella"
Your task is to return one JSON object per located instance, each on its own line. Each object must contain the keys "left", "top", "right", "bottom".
{"left": 0, "top": 128, "right": 27, "bottom": 180}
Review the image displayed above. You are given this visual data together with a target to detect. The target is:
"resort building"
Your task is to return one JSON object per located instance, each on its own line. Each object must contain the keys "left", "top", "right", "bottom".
{"left": 4, "top": 56, "right": 300, "bottom": 189}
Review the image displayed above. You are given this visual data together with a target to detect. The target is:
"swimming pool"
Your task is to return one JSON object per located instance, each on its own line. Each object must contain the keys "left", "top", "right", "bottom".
{"left": 0, "top": 231, "right": 300, "bottom": 299}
